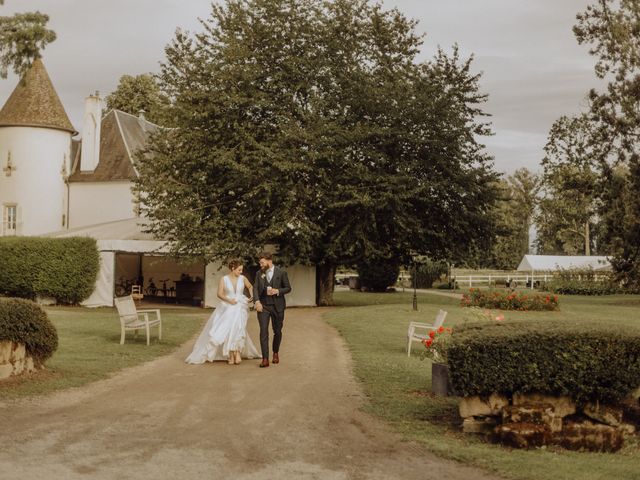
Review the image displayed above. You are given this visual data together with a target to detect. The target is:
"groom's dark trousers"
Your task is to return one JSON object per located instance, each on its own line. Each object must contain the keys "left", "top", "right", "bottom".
{"left": 258, "top": 305, "right": 284, "bottom": 359}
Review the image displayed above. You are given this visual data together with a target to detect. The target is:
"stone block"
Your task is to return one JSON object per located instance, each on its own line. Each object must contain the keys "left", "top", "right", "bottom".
{"left": 459, "top": 393, "right": 508, "bottom": 418}
{"left": 0, "top": 363, "right": 13, "bottom": 380}
{"left": 462, "top": 417, "right": 498, "bottom": 434}
{"left": 12, "top": 359, "right": 24, "bottom": 375}
{"left": 503, "top": 405, "right": 562, "bottom": 432}
{"left": 24, "top": 357, "right": 35, "bottom": 373}
{"left": 512, "top": 393, "right": 576, "bottom": 418}
{"left": 557, "top": 420, "right": 624, "bottom": 452}
{"left": 459, "top": 396, "right": 491, "bottom": 418}
{"left": 583, "top": 402, "right": 623, "bottom": 427}
{"left": 0, "top": 341, "right": 12, "bottom": 364}
{"left": 10, "top": 343, "right": 25, "bottom": 363}
{"left": 495, "top": 422, "right": 551, "bottom": 449}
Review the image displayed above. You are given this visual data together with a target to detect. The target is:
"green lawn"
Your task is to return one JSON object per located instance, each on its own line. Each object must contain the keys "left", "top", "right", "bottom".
{"left": 0, "top": 306, "right": 205, "bottom": 400}
{"left": 324, "top": 290, "right": 640, "bottom": 480}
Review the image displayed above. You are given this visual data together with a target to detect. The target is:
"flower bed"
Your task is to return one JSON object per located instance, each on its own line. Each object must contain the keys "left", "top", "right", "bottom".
{"left": 461, "top": 288, "right": 559, "bottom": 311}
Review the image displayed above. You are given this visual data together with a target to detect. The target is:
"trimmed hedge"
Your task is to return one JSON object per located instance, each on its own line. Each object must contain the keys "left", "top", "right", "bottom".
{"left": 547, "top": 280, "right": 640, "bottom": 296}
{"left": 0, "top": 237, "right": 99, "bottom": 304}
{"left": 448, "top": 320, "right": 640, "bottom": 404}
{"left": 0, "top": 297, "right": 58, "bottom": 364}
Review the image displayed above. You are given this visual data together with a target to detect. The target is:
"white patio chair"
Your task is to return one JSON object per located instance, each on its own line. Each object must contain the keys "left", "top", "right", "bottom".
{"left": 407, "top": 309, "right": 447, "bottom": 357}
{"left": 114, "top": 295, "right": 162, "bottom": 345}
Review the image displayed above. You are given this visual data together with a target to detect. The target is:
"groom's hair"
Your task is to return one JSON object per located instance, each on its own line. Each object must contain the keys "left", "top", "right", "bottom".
{"left": 258, "top": 252, "right": 273, "bottom": 261}
{"left": 228, "top": 259, "right": 242, "bottom": 270}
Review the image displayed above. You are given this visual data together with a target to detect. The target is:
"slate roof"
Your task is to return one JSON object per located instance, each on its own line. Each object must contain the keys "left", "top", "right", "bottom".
{"left": 0, "top": 58, "right": 76, "bottom": 134}
{"left": 69, "top": 110, "right": 159, "bottom": 183}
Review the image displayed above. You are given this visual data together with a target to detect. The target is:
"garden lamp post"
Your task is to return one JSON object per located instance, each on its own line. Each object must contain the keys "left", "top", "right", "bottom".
{"left": 412, "top": 260, "right": 418, "bottom": 311}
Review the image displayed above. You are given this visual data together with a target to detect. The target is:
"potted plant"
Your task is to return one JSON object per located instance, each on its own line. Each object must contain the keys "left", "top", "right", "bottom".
{"left": 420, "top": 326, "right": 454, "bottom": 396}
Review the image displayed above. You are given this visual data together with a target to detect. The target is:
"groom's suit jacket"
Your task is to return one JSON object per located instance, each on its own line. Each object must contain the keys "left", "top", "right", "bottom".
{"left": 253, "top": 266, "right": 291, "bottom": 313}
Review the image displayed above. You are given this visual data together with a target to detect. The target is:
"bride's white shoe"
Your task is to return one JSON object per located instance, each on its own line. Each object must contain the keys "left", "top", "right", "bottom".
{"left": 228, "top": 351, "right": 235, "bottom": 365}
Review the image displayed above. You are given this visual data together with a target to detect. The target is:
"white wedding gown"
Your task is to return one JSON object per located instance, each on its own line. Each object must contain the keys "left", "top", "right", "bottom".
{"left": 185, "top": 275, "right": 260, "bottom": 364}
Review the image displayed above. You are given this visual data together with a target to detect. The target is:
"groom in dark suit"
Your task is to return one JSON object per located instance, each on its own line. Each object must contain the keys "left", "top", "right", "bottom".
{"left": 253, "top": 252, "right": 291, "bottom": 368}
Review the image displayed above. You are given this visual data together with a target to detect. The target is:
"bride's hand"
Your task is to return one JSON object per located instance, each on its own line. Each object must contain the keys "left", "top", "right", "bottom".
{"left": 228, "top": 298, "right": 238, "bottom": 305}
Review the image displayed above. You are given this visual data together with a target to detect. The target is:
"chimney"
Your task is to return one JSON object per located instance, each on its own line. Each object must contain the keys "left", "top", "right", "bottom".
{"left": 80, "top": 91, "right": 102, "bottom": 172}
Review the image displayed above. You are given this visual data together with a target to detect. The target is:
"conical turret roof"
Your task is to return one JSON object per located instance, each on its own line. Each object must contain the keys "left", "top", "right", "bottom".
{"left": 0, "top": 58, "right": 76, "bottom": 134}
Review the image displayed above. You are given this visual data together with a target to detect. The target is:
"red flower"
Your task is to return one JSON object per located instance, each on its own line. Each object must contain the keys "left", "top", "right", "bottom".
{"left": 429, "top": 330, "right": 436, "bottom": 339}
{"left": 426, "top": 338, "right": 433, "bottom": 347}
{"left": 438, "top": 326, "right": 445, "bottom": 333}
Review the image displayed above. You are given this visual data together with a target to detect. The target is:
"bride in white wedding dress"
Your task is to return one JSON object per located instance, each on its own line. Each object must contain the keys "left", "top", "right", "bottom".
{"left": 185, "top": 259, "right": 260, "bottom": 365}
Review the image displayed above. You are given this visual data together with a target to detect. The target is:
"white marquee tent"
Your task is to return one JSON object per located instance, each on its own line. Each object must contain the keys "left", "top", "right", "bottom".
{"left": 48, "top": 218, "right": 317, "bottom": 308}
{"left": 517, "top": 255, "right": 611, "bottom": 274}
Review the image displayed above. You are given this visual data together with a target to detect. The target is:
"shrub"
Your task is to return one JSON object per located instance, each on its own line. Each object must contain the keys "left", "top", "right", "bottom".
{"left": 546, "top": 267, "right": 640, "bottom": 295}
{"left": 412, "top": 259, "right": 448, "bottom": 289}
{"left": 461, "top": 288, "right": 559, "bottom": 311}
{"left": 447, "top": 319, "right": 640, "bottom": 404}
{"left": 0, "top": 298, "right": 58, "bottom": 364}
{"left": 0, "top": 237, "right": 99, "bottom": 304}
{"left": 357, "top": 256, "right": 400, "bottom": 292}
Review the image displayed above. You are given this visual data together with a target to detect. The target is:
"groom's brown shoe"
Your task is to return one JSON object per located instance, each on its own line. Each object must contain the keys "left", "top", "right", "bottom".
{"left": 259, "top": 358, "right": 269, "bottom": 368}
{"left": 272, "top": 352, "right": 279, "bottom": 364}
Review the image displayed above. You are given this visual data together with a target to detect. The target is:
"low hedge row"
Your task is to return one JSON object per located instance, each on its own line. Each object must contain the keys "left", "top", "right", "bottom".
{"left": 0, "top": 298, "right": 58, "bottom": 364}
{"left": 447, "top": 320, "right": 640, "bottom": 404}
{"left": 461, "top": 288, "right": 559, "bottom": 311}
{"left": 0, "top": 237, "right": 99, "bottom": 304}
{"left": 547, "top": 280, "right": 640, "bottom": 296}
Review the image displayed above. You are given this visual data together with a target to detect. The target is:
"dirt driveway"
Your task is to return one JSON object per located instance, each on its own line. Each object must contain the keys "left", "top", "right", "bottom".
{"left": 0, "top": 308, "right": 496, "bottom": 480}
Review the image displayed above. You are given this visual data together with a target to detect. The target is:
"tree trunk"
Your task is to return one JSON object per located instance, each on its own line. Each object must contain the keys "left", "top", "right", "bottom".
{"left": 585, "top": 221, "right": 591, "bottom": 256}
{"left": 316, "top": 263, "right": 336, "bottom": 306}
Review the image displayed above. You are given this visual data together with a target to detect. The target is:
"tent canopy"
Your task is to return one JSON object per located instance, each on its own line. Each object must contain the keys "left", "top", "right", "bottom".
{"left": 517, "top": 255, "right": 611, "bottom": 272}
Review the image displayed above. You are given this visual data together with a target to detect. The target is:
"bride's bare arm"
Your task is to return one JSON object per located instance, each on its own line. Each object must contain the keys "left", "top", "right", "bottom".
{"left": 243, "top": 276, "right": 253, "bottom": 300}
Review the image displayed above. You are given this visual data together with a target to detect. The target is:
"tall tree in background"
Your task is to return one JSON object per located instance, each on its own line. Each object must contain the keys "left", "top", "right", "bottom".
{"left": 136, "top": 0, "right": 498, "bottom": 305}
{"left": 573, "top": 0, "right": 640, "bottom": 286}
{"left": 488, "top": 168, "right": 538, "bottom": 269}
{"left": 105, "top": 74, "right": 170, "bottom": 125}
{"left": 536, "top": 115, "right": 603, "bottom": 255}
{"left": 0, "top": 9, "right": 56, "bottom": 78}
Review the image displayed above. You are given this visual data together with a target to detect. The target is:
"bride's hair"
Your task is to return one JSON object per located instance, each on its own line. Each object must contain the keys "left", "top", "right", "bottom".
{"left": 228, "top": 259, "right": 242, "bottom": 270}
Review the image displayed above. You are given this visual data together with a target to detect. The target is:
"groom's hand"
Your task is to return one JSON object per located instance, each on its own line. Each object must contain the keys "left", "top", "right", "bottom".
{"left": 255, "top": 301, "right": 263, "bottom": 313}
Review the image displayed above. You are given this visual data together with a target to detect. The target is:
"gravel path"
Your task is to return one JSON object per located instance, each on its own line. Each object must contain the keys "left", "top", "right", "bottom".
{"left": 0, "top": 308, "right": 497, "bottom": 480}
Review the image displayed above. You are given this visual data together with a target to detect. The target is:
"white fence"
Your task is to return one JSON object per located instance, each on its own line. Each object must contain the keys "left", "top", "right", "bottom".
{"left": 453, "top": 274, "right": 552, "bottom": 288}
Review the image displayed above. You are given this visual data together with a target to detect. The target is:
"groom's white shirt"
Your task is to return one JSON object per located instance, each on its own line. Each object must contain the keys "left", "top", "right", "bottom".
{"left": 267, "top": 266, "right": 274, "bottom": 283}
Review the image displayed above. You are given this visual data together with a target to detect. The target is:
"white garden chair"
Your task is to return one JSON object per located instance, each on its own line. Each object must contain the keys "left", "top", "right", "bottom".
{"left": 114, "top": 295, "right": 162, "bottom": 345}
{"left": 407, "top": 309, "right": 447, "bottom": 357}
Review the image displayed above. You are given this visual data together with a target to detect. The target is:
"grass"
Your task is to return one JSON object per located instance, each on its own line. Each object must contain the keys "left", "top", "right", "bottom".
{"left": 0, "top": 306, "right": 205, "bottom": 400}
{"left": 324, "top": 289, "right": 640, "bottom": 480}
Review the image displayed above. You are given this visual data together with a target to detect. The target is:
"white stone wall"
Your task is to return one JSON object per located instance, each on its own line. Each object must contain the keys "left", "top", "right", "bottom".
{"left": 0, "top": 126, "right": 71, "bottom": 236}
{"left": 68, "top": 181, "right": 136, "bottom": 228}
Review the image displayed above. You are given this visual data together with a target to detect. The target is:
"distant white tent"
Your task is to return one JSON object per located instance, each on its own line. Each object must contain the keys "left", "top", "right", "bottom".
{"left": 517, "top": 255, "right": 611, "bottom": 273}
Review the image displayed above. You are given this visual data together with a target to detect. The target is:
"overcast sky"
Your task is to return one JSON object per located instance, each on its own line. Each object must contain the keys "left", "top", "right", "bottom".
{"left": 0, "top": 0, "right": 596, "bottom": 174}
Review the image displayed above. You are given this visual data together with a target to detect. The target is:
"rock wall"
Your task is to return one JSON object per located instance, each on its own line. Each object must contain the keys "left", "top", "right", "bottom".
{"left": 0, "top": 341, "right": 38, "bottom": 380}
{"left": 459, "top": 392, "right": 640, "bottom": 452}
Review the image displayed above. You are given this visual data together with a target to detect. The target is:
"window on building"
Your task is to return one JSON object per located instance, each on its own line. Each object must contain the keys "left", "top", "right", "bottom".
{"left": 2, "top": 204, "right": 17, "bottom": 236}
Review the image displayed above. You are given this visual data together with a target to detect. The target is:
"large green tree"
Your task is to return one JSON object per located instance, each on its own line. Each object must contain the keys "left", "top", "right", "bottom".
{"left": 535, "top": 115, "right": 603, "bottom": 255}
{"left": 0, "top": 9, "right": 56, "bottom": 78}
{"left": 136, "top": 0, "right": 498, "bottom": 305}
{"left": 572, "top": 0, "right": 640, "bottom": 286}
{"left": 105, "top": 73, "right": 170, "bottom": 125}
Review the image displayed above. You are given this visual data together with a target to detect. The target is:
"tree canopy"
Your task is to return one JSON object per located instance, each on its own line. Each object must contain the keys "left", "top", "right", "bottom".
{"left": 105, "top": 73, "right": 170, "bottom": 125}
{"left": 136, "top": 0, "right": 498, "bottom": 304}
{"left": 0, "top": 10, "right": 56, "bottom": 79}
